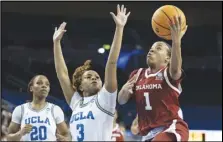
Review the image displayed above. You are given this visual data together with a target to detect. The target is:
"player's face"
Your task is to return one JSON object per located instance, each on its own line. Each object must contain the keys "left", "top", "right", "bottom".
{"left": 31, "top": 75, "right": 50, "bottom": 99}
{"left": 147, "top": 41, "right": 170, "bottom": 65}
{"left": 80, "top": 70, "right": 102, "bottom": 96}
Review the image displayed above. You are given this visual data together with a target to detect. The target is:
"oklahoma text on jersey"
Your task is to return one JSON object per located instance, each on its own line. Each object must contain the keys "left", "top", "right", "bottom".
{"left": 131, "top": 67, "right": 189, "bottom": 141}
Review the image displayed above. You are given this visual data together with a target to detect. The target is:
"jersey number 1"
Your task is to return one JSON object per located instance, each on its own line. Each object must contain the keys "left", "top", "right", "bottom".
{"left": 144, "top": 92, "right": 152, "bottom": 110}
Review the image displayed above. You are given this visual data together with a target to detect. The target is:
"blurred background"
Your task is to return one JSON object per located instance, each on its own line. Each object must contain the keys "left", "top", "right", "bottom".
{"left": 1, "top": 1, "right": 222, "bottom": 141}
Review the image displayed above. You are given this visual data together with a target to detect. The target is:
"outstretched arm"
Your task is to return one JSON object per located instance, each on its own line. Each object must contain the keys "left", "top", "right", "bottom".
{"left": 53, "top": 22, "right": 78, "bottom": 105}
{"left": 169, "top": 16, "right": 188, "bottom": 80}
{"left": 104, "top": 4, "right": 131, "bottom": 93}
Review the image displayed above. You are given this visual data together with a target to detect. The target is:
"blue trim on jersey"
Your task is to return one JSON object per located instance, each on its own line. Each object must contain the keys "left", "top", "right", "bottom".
{"left": 95, "top": 95, "right": 114, "bottom": 117}
{"left": 28, "top": 102, "right": 49, "bottom": 112}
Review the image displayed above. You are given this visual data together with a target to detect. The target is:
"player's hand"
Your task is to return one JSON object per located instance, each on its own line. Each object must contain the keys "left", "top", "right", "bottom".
{"left": 131, "top": 114, "right": 139, "bottom": 135}
{"left": 110, "top": 4, "right": 131, "bottom": 28}
{"left": 122, "top": 74, "right": 137, "bottom": 94}
{"left": 53, "top": 22, "right": 67, "bottom": 42}
{"left": 20, "top": 124, "right": 33, "bottom": 136}
{"left": 169, "top": 16, "right": 188, "bottom": 42}
{"left": 56, "top": 133, "right": 71, "bottom": 141}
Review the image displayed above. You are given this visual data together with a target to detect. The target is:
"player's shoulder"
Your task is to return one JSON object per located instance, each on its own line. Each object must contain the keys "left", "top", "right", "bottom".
{"left": 47, "top": 102, "right": 62, "bottom": 110}
{"left": 12, "top": 103, "right": 27, "bottom": 113}
{"left": 47, "top": 102, "right": 55, "bottom": 107}
{"left": 130, "top": 68, "right": 145, "bottom": 74}
{"left": 45, "top": 102, "right": 64, "bottom": 116}
{"left": 15, "top": 103, "right": 27, "bottom": 109}
{"left": 129, "top": 68, "right": 146, "bottom": 78}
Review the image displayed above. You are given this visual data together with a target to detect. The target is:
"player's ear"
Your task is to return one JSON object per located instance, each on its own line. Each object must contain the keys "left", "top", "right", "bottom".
{"left": 30, "top": 86, "right": 33, "bottom": 93}
{"left": 165, "top": 56, "right": 170, "bottom": 63}
{"left": 79, "top": 84, "right": 84, "bottom": 92}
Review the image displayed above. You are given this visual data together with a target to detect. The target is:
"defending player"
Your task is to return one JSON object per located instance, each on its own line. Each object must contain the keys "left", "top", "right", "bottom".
{"left": 7, "top": 75, "right": 70, "bottom": 141}
{"left": 53, "top": 5, "right": 130, "bottom": 141}
{"left": 118, "top": 16, "right": 189, "bottom": 141}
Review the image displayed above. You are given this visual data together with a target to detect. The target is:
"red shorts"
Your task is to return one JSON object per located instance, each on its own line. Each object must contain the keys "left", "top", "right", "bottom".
{"left": 146, "top": 119, "right": 189, "bottom": 142}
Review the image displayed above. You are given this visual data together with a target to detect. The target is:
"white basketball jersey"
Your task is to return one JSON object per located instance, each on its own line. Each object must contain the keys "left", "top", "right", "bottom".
{"left": 20, "top": 102, "right": 57, "bottom": 141}
{"left": 69, "top": 95, "right": 114, "bottom": 141}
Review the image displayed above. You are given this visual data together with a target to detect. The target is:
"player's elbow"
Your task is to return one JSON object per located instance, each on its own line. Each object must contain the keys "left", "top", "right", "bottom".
{"left": 104, "top": 80, "right": 117, "bottom": 93}
{"left": 117, "top": 97, "right": 127, "bottom": 105}
{"left": 118, "top": 93, "right": 127, "bottom": 105}
{"left": 6, "top": 135, "right": 16, "bottom": 141}
{"left": 118, "top": 90, "right": 130, "bottom": 105}
{"left": 56, "top": 70, "right": 69, "bottom": 79}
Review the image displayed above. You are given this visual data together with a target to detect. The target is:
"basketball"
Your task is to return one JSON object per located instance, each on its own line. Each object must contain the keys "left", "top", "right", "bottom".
{"left": 151, "top": 5, "right": 186, "bottom": 40}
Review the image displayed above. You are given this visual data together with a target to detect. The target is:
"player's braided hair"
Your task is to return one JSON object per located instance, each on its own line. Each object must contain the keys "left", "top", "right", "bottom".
{"left": 156, "top": 41, "right": 171, "bottom": 58}
{"left": 161, "top": 41, "right": 172, "bottom": 57}
{"left": 27, "top": 75, "right": 39, "bottom": 94}
{"left": 163, "top": 41, "right": 172, "bottom": 65}
{"left": 72, "top": 60, "right": 91, "bottom": 95}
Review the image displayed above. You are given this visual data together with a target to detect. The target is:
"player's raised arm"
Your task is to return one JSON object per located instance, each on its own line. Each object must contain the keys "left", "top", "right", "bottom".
{"left": 104, "top": 5, "right": 130, "bottom": 93}
{"left": 168, "top": 16, "right": 188, "bottom": 80}
{"left": 53, "top": 22, "right": 76, "bottom": 104}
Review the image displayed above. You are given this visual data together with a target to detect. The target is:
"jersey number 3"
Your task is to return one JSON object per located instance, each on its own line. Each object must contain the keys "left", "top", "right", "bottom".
{"left": 144, "top": 92, "right": 152, "bottom": 110}
{"left": 30, "top": 126, "right": 47, "bottom": 140}
{"left": 76, "top": 124, "right": 84, "bottom": 141}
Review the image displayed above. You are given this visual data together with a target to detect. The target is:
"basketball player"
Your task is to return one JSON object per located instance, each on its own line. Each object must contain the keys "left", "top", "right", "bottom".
{"left": 118, "top": 16, "right": 189, "bottom": 141}
{"left": 53, "top": 5, "right": 130, "bottom": 141}
{"left": 112, "top": 110, "right": 124, "bottom": 141}
{"left": 6, "top": 75, "right": 70, "bottom": 141}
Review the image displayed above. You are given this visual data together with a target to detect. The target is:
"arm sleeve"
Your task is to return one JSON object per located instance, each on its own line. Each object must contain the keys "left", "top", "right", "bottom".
{"left": 69, "top": 91, "right": 82, "bottom": 111}
{"left": 11, "top": 105, "right": 22, "bottom": 124}
{"left": 96, "top": 85, "right": 117, "bottom": 116}
{"left": 53, "top": 105, "right": 65, "bottom": 124}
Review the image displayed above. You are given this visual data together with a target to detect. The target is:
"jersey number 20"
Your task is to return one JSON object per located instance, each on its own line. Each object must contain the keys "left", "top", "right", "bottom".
{"left": 144, "top": 92, "right": 152, "bottom": 110}
{"left": 30, "top": 126, "right": 47, "bottom": 140}
{"left": 76, "top": 124, "right": 84, "bottom": 141}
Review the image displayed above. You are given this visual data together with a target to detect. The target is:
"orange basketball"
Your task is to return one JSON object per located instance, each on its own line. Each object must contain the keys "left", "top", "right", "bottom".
{"left": 151, "top": 5, "right": 186, "bottom": 40}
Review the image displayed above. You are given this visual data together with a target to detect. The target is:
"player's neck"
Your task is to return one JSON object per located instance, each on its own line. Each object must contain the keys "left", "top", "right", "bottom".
{"left": 83, "top": 92, "right": 94, "bottom": 97}
{"left": 31, "top": 98, "right": 47, "bottom": 110}
{"left": 149, "top": 63, "right": 167, "bottom": 73}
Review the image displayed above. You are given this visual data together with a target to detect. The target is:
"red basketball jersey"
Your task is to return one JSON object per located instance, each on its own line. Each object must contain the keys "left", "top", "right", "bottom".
{"left": 130, "top": 67, "right": 187, "bottom": 136}
{"left": 111, "top": 124, "right": 124, "bottom": 141}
